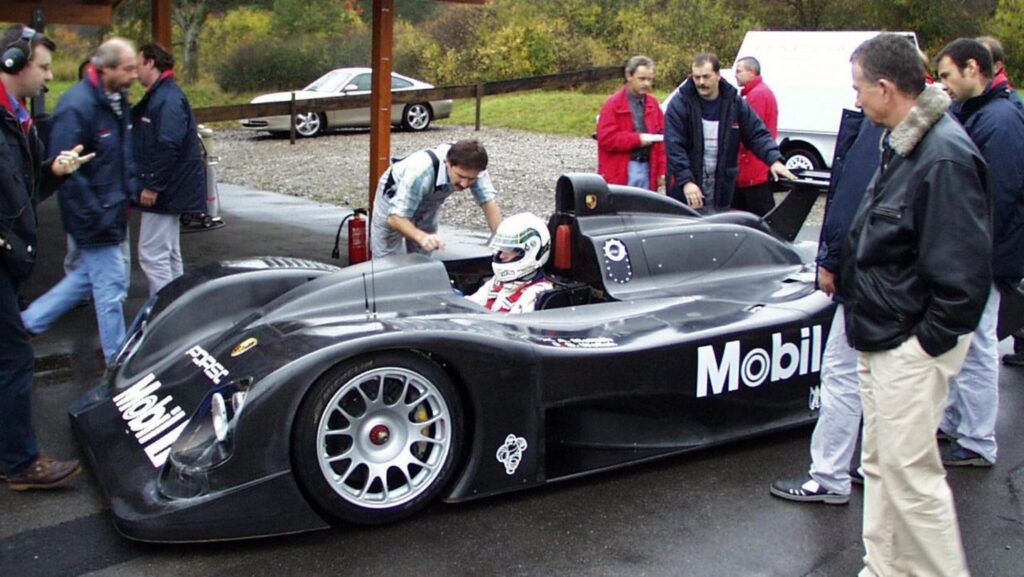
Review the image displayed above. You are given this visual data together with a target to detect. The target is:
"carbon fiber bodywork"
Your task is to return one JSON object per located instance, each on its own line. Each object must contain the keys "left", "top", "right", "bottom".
{"left": 70, "top": 174, "right": 835, "bottom": 542}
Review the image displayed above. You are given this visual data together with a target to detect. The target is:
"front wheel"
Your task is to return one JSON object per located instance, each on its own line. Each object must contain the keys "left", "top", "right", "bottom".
{"left": 401, "top": 103, "right": 433, "bottom": 131}
{"left": 295, "top": 112, "right": 325, "bottom": 137}
{"left": 292, "top": 352, "right": 463, "bottom": 525}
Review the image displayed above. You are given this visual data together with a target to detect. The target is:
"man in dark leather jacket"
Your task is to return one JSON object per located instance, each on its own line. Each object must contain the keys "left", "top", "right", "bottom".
{"left": 0, "top": 25, "right": 93, "bottom": 491}
{"left": 840, "top": 34, "right": 991, "bottom": 577}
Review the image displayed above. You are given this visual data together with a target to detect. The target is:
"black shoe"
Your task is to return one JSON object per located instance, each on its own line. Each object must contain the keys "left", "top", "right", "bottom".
{"left": 1002, "top": 351, "right": 1024, "bottom": 367}
{"left": 849, "top": 468, "right": 864, "bottom": 486}
{"left": 770, "top": 476, "right": 849, "bottom": 504}
{"left": 942, "top": 446, "right": 993, "bottom": 467}
{"left": 937, "top": 429, "right": 954, "bottom": 442}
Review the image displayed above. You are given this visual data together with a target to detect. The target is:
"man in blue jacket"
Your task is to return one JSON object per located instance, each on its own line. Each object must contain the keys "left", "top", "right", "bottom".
{"left": 935, "top": 38, "right": 1024, "bottom": 467}
{"left": 770, "top": 110, "right": 884, "bottom": 504}
{"left": 664, "top": 53, "right": 793, "bottom": 212}
{"left": 132, "top": 43, "right": 206, "bottom": 296}
{"left": 21, "top": 37, "right": 137, "bottom": 363}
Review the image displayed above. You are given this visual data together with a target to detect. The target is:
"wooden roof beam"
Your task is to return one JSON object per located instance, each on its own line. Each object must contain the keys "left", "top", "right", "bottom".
{"left": 0, "top": 3, "right": 114, "bottom": 26}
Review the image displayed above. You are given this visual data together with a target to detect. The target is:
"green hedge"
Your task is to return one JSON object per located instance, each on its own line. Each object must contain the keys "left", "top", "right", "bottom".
{"left": 215, "top": 33, "right": 372, "bottom": 93}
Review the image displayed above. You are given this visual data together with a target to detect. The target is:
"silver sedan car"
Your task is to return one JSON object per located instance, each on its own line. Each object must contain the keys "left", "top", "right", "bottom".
{"left": 240, "top": 68, "right": 453, "bottom": 137}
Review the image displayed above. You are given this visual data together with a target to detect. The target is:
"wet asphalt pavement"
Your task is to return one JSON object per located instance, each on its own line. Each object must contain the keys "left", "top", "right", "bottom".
{"left": 1, "top": 183, "right": 1022, "bottom": 577}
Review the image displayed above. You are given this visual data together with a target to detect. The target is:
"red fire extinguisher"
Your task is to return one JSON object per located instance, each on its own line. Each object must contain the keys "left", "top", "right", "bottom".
{"left": 332, "top": 208, "right": 369, "bottom": 265}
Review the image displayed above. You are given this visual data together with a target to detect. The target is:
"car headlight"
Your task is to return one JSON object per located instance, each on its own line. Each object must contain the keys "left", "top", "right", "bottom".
{"left": 160, "top": 378, "right": 251, "bottom": 498}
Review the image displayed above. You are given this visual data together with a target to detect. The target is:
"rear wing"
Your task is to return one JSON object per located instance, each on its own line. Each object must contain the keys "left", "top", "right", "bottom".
{"left": 763, "top": 172, "right": 830, "bottom": 242}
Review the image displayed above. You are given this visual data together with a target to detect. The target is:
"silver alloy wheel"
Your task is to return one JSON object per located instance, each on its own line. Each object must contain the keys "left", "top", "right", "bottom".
{"left": 403, "top": 104, "right": 431, "bottom": 131}
{"left": 295, "top": 112, "right": 323, "bottom": 137}
{"left": 316, "top": 366, "right": 453, "bottom": 509}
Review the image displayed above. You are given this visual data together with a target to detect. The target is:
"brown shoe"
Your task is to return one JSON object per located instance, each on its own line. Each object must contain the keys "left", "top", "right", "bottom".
{"left": 6, "top": 456, "right": 83, "bottom": 491}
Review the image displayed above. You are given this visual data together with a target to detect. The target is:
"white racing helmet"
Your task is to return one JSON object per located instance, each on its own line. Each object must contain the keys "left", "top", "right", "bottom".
{"left": 489, "top": 212, "right": 551, "bottom": 282}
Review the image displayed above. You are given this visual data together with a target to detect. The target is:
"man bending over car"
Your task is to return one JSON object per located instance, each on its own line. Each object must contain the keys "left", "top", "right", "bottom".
{"left": 370, "top": 139, "right": 502, "bottom": 258}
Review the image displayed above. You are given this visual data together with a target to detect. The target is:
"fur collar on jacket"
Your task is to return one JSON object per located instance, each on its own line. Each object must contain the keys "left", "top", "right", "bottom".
{"left": 887, "top": 84, "right": 950, "bottom": 157}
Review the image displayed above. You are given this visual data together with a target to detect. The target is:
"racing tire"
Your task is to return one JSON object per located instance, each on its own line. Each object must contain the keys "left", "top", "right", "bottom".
{"left": 295, "top": 112, "right": 325, "bottom": 137}
{"left": 401, "top": 103, "right": 432, "bottom": 131}
{"left": 783, "top": 145, "right": 824, "bottom": 172}
{"left": 292, "top": 352, "right": 463, "bottom": 525}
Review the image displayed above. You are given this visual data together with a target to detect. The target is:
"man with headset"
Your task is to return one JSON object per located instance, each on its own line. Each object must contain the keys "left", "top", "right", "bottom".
{"left": 1, "top": 24, "right": 93, "bottom": 491}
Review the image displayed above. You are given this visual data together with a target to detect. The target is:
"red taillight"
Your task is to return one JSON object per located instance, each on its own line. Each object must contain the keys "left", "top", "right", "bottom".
{"left": 554, "top": 223, "right": 572, "bottom": 270}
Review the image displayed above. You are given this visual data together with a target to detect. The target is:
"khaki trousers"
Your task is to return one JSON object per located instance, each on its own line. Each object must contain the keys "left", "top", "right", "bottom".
{"left": 857, "top": 335, "right": 972, "bottom": 577}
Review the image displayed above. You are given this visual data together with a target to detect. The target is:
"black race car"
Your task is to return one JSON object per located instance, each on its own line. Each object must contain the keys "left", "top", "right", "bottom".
{"left": 71, "top": 173, "right": 836, "bottom": 542}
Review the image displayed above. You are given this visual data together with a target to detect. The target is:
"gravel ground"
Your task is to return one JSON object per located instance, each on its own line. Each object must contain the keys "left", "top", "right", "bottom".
{"left": 212, "top": 124, "right": 824, "bottom": 232}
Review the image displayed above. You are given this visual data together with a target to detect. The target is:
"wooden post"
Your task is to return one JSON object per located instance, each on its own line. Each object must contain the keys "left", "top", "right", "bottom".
{"left": 151, "top": 0, "right": 172, "bottom": 49}
{"left": 368, "top": 0, "right": 395, "bottom": 233}
{"left": 474, "top": 83, "right": 483, "bottom": 131}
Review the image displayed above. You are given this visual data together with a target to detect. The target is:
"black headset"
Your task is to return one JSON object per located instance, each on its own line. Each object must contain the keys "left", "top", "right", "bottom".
{"left": 1, "top": 26, "right": 37, "bottom": 74}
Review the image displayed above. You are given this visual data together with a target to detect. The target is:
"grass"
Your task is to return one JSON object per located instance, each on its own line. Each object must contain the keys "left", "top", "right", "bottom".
{"left": 437, "top": 88, "right": 673, "bottom": 137}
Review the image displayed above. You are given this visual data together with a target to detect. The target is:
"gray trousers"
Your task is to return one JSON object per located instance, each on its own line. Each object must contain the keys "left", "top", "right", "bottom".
{"left": 808, "top": 305, "right": 861, "bottom": 495}
{"left": 941, "top": 284, "right": 1000, "bottom": 463}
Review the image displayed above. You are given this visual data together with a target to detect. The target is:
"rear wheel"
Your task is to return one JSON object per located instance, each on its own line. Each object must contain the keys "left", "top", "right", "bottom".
{"left": 401, "top": 103, "right": 433, "bottom": 131}
{"left": 783, "top": 145, "right": 824, "bottom": 172}
{"left": 292, "top": 353, "right": 462, "bottom": 524}
{"left": 295, "top": 112, "right": 325, "bottom": 137}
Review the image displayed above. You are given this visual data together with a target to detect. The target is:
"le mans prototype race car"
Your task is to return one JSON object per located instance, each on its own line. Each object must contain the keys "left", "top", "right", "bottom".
{"left": 71, "top": 173, "right": 838, "bottom": 542}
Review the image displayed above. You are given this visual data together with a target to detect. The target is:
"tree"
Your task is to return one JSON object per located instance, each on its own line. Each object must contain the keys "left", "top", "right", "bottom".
{"left": 174, "top": 1, "right": 211, "bottom": 84}
{"left": 988, "top": 0, "right": 1024, "bottom": 81}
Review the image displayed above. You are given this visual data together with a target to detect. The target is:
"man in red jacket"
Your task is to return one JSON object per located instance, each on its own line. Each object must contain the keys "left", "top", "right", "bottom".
{"left": 597, "top": 55, "right": 665, "bottom": 191}
{"left": 733, "top": 56, "right": 779, "bottom": 216}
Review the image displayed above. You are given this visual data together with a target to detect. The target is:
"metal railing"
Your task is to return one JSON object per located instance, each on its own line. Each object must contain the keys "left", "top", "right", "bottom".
{"left": 193, "top": 66, "right": 623, "bottom": 133}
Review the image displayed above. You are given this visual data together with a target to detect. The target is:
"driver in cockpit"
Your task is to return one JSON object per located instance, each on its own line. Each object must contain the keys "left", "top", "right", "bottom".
{"left": 468, "top": 213, "right": 553, "bottom": 314}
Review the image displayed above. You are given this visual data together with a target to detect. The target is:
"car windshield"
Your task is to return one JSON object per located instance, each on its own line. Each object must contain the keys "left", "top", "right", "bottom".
{"left": 304, "top": 70, "right": 354, "bottom": 93}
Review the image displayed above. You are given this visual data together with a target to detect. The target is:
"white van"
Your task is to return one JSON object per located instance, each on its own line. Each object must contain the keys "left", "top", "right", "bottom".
{"left": 665, "top": 31, "right": 918, "bottom": 171}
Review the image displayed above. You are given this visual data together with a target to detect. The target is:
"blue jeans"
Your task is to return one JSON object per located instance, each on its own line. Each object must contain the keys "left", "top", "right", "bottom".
{"left": 627, "top": 160, "right": 650, "bottom": 190}
{"left": 22, "top": 243, "right": 127, "bottom": 362}
{"left": 0, "top": 267, "right": 38, "bottom": 475}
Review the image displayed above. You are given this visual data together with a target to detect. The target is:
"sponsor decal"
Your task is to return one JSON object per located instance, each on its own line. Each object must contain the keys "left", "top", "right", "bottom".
{"left": 809, "top": 385, "right": 821, "bottom": 411}
{"left": 113, "top": 373, "right": 188, "bottom": 468}
{"left": 586, "top": 194, "right": 598, "bottom": 210}
{"left": 231, "top": 337, "right": 258, "bottom": 357}
{"left": 496, "top": 433, "right": 528, "bottom": 475}
{"left": 696, "top": 325, "right": 823, "bottom": 398}
{"left": 533, "top": 336, "right": 618, "bottom": 348}
{"left": 186, "top": 345, "right": 229, "bottom": 384}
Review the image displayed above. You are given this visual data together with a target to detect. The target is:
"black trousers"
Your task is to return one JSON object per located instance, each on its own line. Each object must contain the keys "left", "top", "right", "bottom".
{"left": 0, "top": 267, "right": 38, "bottom": 475}
{"left": 732, "top": 181, "right": 776, "bottom": 217}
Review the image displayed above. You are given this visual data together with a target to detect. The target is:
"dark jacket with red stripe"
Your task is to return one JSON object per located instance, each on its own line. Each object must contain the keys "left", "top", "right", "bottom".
{"left": 0, "top": 84, "right": 61, "bottom": 281}
{"left": 48, "top": 66, "right": 135, "bottom": 247}
{"left": 131, "top": 71, "right": 206, "bottom": 215}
